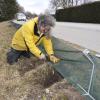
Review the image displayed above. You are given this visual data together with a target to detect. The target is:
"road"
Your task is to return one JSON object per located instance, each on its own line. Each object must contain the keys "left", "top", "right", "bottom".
{"left": 52, "top": 22, "right": 100, "bottom": 53}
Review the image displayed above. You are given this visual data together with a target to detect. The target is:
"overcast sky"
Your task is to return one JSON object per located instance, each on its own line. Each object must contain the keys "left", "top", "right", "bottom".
{"left": 17, "top": 0, "right": 100, "bottom": 14}
{"left": 17, "top": 0, "right": 50, "bottom": 14}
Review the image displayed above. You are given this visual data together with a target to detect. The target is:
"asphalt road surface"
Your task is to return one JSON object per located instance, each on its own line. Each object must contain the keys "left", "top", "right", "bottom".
{"left": 52, "top": 22, "right": 100, "bottom": 53}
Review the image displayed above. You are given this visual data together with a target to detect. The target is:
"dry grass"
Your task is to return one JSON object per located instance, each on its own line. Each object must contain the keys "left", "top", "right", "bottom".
{"left": 0, "top": 21, "right": 85, "bottom": 100}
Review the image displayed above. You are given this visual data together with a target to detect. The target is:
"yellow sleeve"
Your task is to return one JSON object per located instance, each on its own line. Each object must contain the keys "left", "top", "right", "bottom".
{"left": 43, "top": 37, "right": 54, "bottom": 55}
{"left": 22, "top": 26, "right": 42, "bottom": 58}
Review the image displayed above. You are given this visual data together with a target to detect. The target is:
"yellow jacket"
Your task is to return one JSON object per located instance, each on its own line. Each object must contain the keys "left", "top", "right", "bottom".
{"left": 11, "top": 17, "right": 54, "bottom": 58}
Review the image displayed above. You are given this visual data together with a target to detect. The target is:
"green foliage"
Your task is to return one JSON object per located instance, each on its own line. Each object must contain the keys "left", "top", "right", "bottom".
{"left": 0, "top": 0, "right": 19, "bottom": 21}
{"left": 55, "top": 1, "right": 100, "bottom": 23}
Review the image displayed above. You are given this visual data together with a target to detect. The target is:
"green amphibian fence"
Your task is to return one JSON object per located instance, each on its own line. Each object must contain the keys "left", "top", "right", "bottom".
{"left": 51, "top": 37, "right": 100, "bottom": 100}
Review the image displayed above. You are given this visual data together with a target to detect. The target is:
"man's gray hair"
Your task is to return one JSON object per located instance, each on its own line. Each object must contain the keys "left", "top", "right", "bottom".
{"left": 38, "top": 14, "right": 56, "bottom": 27}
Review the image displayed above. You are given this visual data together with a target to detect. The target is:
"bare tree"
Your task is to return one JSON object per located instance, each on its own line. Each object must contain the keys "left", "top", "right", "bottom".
{"left": 60, "top": 0, "right": 68, "bottom": 8}
{"left": 49, "top": 0, "right": 92, "bottom": 12}
{"left": 68, "top": 0, "right": 73, "bottom": 7}
{"left": 17, "top": 4, "right": 25, "bottom": 13}
{"left": 50, "top": 0, "right": 61, "bottom": 10}
{"left": 74, "top": 0, "right": 81, "bottom": 6}
{"left": 49, "top": 0, "right": 75, "bottom": 10}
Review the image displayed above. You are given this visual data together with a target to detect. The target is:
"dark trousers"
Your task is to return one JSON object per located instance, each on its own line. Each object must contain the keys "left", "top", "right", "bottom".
{"left": 7, "top": 48, "right": 30, "bottom": 65}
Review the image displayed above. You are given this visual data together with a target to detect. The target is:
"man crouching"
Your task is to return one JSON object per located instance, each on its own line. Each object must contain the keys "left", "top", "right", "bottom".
{"left": 7, "top": 14, "right": 60, "bottom": 64}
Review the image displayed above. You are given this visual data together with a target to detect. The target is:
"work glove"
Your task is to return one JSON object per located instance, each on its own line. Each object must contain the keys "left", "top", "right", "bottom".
{"left": 49, "top": 55, "right": 60, "bottom": 63}
{"left": 39, "top": 53, "right": 46, "bottom": 60}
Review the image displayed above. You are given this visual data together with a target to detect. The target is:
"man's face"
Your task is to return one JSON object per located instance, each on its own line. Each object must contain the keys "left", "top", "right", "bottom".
{"left": 39, "top": 24, "right": 51, "bottom": 34}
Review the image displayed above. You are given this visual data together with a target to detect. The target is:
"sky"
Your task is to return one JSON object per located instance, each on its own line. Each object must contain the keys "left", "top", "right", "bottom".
{"left": 17, "top": 0, "right": 50, "bottom": 14}
{"left": 17, "top": 0, "right": 100, "bottom": 14}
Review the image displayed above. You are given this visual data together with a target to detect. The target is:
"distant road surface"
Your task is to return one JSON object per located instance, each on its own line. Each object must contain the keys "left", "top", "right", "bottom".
{"left": 52, "top": 22, "right": 100, "bottom": 53}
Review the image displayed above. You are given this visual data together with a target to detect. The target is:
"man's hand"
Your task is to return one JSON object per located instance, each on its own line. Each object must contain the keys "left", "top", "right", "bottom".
{"left": 39, "top": 53, "right": 46, "bottom": 60}
{"left": 49, "top": 55, "right": 60, "bottom": 63}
